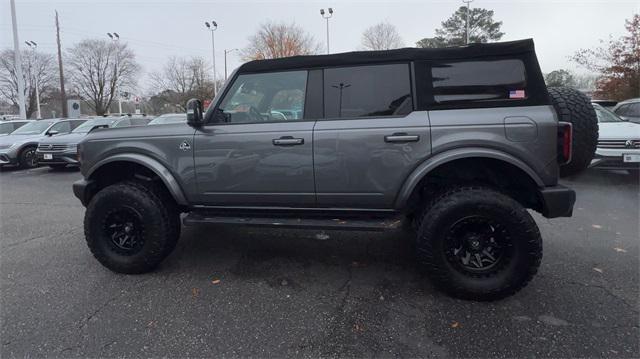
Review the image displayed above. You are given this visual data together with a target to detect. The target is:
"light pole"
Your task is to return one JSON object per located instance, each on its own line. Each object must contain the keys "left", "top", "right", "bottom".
{"left": 10, "top": 0, "right": 26, "bottom": 119}
{"left": 107, "top": 32, "right": 122, "bottom": 114}
{"left": 224, "top": 48, "right": 238, "bottom": 81}
{"left": 462, "top": 0, "right": 473, "bottom": 44}
{"left": 320, "top": 8, "right": 333, "bottom": 54}
{"left": 205, "top": 21, "right": 218, "bottom": 95}
{"left": 25, "top": 41, "right": 41, "bottom": 119}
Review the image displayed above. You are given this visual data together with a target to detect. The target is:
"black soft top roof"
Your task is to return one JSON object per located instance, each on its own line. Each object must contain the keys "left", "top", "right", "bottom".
{"left": 238, "top": 39, "right": 536, "bottom": 73}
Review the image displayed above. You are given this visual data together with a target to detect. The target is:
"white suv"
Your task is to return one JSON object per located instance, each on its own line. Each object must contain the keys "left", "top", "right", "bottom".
{"left": 590, "top": 103, "right": 640, "bottom": 174}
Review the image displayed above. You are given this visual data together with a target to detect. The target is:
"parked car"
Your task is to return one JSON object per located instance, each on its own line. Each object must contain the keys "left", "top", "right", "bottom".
{"left": 36, "top": 117, "right": 118, "bottom": 169}
{"left": 0, "top": 119, "right": 85, "bottom": 168}
{"left": 591, "top": 99, "right": 618, "bottom": 108}
{"left": 74, "top": 39, "right": 594, "bottom": 301}
{"left": 590, "top": 103, "right": 640, "bottom": 174}
{"left": 612, "top": 98, "right": 640, "bottom": 123}
{"left": 148, "top": 113, "right": 186, "bottom": 125}
{"left": 1, "top": 115, "right": 25, "bottom": 121}
{"left": 0, "top": 120, "right": 31, "bottom": 136}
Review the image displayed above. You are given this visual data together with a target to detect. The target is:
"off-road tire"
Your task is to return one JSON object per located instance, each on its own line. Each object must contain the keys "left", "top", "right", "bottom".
{"left": 548, "top": 87, "right": 598, "bottom": 177}
{"left": 18, "top": 146, "right": 38, "bottom": 169}
{"left": 415, "top": 186, "right": 542, "bottom": 301}
{"left": 84, "top": 180, "right": 180, "bottom": 274}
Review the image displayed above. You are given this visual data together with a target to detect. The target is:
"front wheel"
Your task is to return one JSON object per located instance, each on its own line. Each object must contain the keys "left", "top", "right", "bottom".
{"left": 18, "top": 146, "right": 38, "bottom": 169}
{"left": 415, "top": 187, "right": 542, "bottom": 301}
{"left": 84, "top": 180, "right": 180, "bottom": 274}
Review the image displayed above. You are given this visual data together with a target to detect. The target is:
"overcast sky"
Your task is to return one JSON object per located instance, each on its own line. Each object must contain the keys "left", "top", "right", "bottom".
{"left": 1, "top": 0, "right": 638, "bottom": 94}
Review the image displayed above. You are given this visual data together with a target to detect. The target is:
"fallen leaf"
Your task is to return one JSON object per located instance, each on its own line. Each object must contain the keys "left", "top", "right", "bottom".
{"left": 451, "top": 321, "right": 460, "bottom": 328}
{"left": 593, "top": 267, "right": 604, "bottom": 273}
{"left": 211, "top": 279, "right": 221, "bottom": 285}
{"left": 592, "top": 224, "right": 602, "bottom": 229}
{"left": 353, "top": 323, "right": 365, "bottom": 332}
{"left": 192, "top": 288, "right": 200, "bottom": 297}
{"left": 613, "top": 247, "right": 627, "bottom": 253}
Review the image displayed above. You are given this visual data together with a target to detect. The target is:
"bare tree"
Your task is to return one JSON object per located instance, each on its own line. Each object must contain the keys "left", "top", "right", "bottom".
{"left": 361, "top": 22, "right": 405, "bottom": 51}
{"left": 65, "top": 39, "right": 140, "bottom": 115}
{"left": 149, "top": 56, "right": 215, "bottom": 110}
{"left": 241, "top": 22, "right": 319, "bottom": 61}
{"left": 0, "top": 49, "right": 57, "bottom": 118}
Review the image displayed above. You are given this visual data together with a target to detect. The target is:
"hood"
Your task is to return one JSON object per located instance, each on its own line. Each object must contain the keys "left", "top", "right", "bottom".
{"left": 38, "top": 132, "right": 87, "bottom": 145}
{"left": 598, "top": 122, "right": 640, "bottom": 139}
{"left": 0, "top": 133, "right": 43, "bottom": 148}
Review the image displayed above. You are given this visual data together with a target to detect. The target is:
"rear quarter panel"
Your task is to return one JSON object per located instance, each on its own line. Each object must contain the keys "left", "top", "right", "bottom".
{"left": 429, "top": 105, "right": 559, "bottom": 186}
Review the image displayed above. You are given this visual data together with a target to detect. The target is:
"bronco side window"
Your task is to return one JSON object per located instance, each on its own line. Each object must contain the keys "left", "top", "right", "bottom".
{"left": 323, "top": 63, "right": 413, "bottom": 119}
{"left": 430, "top": 59, "right": 527, "bottom": 104}
{"left": 217, "top": 70, "right": 308, "bottom": 124}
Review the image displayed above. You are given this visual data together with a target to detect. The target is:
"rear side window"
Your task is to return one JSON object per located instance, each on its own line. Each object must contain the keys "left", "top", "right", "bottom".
{"left": 115, "top": 118, "right": 131, "bottom": 127}
{"left": 323, "top": 63, "right": 413, "bottom": 118}
{"left": 131, "top": 118, "right": 149, "bottom": 126}
{"left": 431, "top": 59, "right": 527, "bottom": 104}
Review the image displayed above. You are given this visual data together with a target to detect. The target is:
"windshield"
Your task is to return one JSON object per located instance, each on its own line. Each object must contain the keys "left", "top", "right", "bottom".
{"left": 72, "top": 118, "right": 116, "bottom": 133}
{"left": 148, "top": 114, "right": 186, "bottom": 125}
{"left": 10, "top": 120, "right": 53, "bottom": 135}
{"left": 593, "top": 104, "right": 623, "bottom": 123}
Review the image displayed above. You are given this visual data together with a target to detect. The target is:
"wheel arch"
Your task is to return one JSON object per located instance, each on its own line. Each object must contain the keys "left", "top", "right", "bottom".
{"left": 395, "top": 147, "right": 545, "bottom": 210}
{"left": 86, "top": 153, "right": 188, "bottom": 206}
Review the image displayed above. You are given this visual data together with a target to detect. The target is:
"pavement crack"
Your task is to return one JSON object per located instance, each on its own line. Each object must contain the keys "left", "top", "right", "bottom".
{"left": 1, "top": 227, "right": 80, "bottom": 252}
{"left": 542, "top": 275, "right": 639, "bottom": 314}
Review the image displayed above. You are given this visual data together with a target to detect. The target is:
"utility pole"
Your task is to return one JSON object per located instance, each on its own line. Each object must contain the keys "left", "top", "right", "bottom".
{"left": 25, "top": 41, "right": 41, "bottom": 119}
{"left": 107, "top": 32, "right": 122, "bottom": 114}
{"left": 10, "top": 0, "right": 26, "bottom": 119}
{"left": 463, "top": 0, "right": 473, "bottom": 44}
{"left": 205, "top": 21, "right": 218, "bottom": 95}
{"left": 224, "top": 48, "right": 237, "bottom": 81}
{"left": 320, "top": 8, "right": 334, "bottom": 54}
{"left": 55, "top": 11, "right": 68, "bottom": 118}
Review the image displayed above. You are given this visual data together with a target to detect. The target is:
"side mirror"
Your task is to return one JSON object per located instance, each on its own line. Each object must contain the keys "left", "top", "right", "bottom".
{"left": 186, "top": 98, "right": 204, "bottom": 127}
{"left": 47, "top": 130, "right": 59, "bottom": 136}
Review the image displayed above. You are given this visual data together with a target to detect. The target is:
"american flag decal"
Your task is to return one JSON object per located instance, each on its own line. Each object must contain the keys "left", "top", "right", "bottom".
{"left": 509, "top": 89, "right": 526, "bottom": 99}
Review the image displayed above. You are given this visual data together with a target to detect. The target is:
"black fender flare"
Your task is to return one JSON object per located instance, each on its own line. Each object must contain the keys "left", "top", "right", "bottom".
{"left": 86, "top": 153, "right": 188, "bottom": 206}
{"left": 394, "top": 147, "right": 545, "bottom": 209}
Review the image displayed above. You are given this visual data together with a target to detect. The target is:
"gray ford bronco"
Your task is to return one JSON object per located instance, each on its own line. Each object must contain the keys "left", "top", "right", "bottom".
{"left": 73, "top": 39, "right": 597, "bottom": 301}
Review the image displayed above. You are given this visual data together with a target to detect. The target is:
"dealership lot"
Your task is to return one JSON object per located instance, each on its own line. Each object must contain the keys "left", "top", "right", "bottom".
{"left": 0, "top": 167, "right": 638, "bottom": 357}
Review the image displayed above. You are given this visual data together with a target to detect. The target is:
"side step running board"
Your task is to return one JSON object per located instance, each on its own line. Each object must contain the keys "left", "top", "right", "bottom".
{"left": 183, "top": 213, "right": 404, "bottom": 231}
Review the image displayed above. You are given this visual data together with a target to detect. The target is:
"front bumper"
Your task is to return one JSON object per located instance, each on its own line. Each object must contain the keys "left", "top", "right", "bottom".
{"left": 590, "top": 148, "right": 640, "bottom": 170}
{"left": 36, "top": 150, "right": 79, "bottom": 166}
{"left": 73, "top": 178, "right": 96, "bottom": 207}
{"left": 0, "top": 149, "right": 19, "bottom": 165}
{"left": 539, "top": 185, "right": 576, "bottom": 218}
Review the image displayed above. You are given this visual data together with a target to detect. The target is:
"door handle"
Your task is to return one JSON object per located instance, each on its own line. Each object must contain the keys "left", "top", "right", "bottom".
{"left": 273, "top": 136, "right": 304, "bottom": 146}
{"left": 384, "top": 133, "right": 420, "bottom": 143}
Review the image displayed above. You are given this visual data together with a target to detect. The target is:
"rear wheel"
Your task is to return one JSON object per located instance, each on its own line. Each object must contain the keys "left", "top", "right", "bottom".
{"left": 18, "top": 146, "right": 38, "bottom": 169}
{"left": 415, "top": 187, "right": 542, "bottom": 301}
{"left": 548, "top": 87, "right": 598, "bottom": 177}
{"left": 84, "top": 180, "right": 180, "bottom": 274}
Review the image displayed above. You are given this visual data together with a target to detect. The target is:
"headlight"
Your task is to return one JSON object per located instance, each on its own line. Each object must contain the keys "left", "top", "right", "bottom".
{"left": 67, "top": 143, "right": 78, "bottom": 150}
{"left": 0, "top": 143, "right": 16, "bottom": 150}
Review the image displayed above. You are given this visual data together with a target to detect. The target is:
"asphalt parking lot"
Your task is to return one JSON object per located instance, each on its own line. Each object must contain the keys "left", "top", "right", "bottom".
{"left": 1, "top": 166, "right": 638, "bottom": 358}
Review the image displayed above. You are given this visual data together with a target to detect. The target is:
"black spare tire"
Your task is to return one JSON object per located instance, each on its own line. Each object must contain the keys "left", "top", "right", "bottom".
{"left": 548, "top": 87, "right": 598, "bottom": 177}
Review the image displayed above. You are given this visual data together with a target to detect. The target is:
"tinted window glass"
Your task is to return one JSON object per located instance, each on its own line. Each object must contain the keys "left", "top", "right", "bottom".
{"left": 218, "top": 70, "right": 307, "bottom": 123}
{"left": 49, "top": 121, "right": 71, "bottom": 133}
{"left": 114, "top": 118, "right": 131, "bottom": 127}
{"left": 628, "top": 103, "right": 640, "bottom": 116}
{"left": 0, "top": 123, "right": 13, "bottom": 134}
{"left": 431, "top": 59, "right": 526, "bottom": 104}
{"left": 614, "top": 104, "right": 629, "bottom": 116}
{"left": 131, "top": 118, "right": 149, "bottom": 126}
{"left": 324, "top": 64, "right": 412, "bottom": 118}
